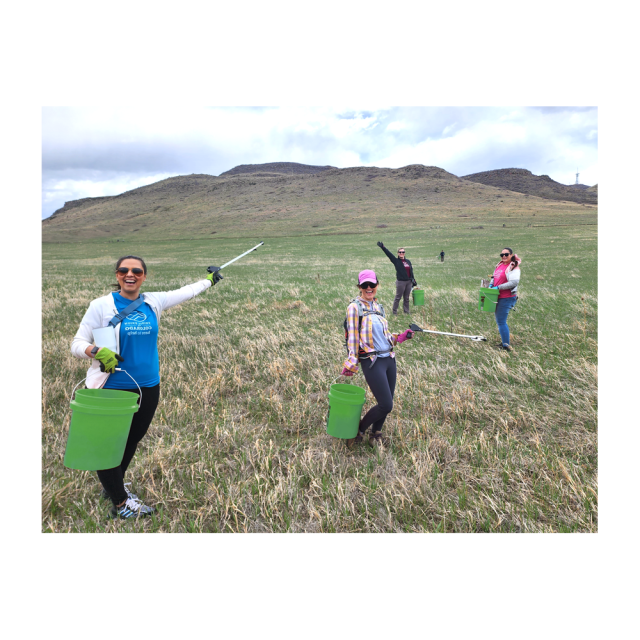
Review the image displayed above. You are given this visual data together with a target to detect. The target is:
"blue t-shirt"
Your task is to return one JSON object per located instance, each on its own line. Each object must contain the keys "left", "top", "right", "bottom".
{"left": 103, "top": 293, "right": 160, "bottom": 389}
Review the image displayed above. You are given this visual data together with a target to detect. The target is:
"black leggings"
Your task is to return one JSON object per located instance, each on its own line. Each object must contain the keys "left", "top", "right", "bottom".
{"left": 359, "top": 356, "right": 397, "bottom": 434}
{"left": 97, "top": 384, "right": 160, "bottom": 506}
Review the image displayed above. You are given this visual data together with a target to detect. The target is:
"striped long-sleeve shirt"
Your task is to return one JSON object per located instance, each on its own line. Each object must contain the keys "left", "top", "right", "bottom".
{"left": 342, "top": 297, "right": 400, "bottom": 373}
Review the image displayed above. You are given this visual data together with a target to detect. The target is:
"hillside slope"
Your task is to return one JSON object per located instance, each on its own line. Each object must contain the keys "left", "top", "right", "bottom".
{"left": 462, "top": 168, "right": 597, "bottom": 205}
{"left": 42, "top": 164, "right": 596, "bottom": 242}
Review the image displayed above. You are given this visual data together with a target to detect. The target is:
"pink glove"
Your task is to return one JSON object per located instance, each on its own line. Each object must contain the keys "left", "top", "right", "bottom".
{"left": 396, "top": 329, "right": 414, "bottom": 344}
{"left": 341, "top": 367, "right": 354, "bottom": 377}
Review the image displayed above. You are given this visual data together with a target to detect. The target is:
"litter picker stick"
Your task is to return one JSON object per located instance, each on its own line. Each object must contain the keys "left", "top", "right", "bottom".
{"left": 208, "top": 241, "right": 264, "bottom": 274}
{"left": 219, "top": 241, "right": 264, "bottom": 269}
{"left": 409, "top": 323, "right": 487, "bottom": 342}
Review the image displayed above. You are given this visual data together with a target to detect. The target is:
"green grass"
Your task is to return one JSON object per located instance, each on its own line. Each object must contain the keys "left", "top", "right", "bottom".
{"left": 42, "top": 223, "right": 597, "bottom": 532}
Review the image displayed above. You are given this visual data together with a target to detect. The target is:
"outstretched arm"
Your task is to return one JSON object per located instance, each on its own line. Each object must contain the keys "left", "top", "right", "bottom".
{"left": 153, "top": 279, "right": 213, "bottom": 311}
{"left": 377, "top": 241, "right": 397, "bottom": 263}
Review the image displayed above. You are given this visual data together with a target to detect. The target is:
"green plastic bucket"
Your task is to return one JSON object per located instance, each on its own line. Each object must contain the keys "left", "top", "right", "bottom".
{"left": 478, "top": 287, "right": 499, "bottom": 313}
{"left": 64, "top": 388, "right": 140, "bottom": 471}
{"left": 412, "top": 288, "right": 425, "bottom": 306}
{"left": 326, "top": 383, "right": 366, "bottom": 439}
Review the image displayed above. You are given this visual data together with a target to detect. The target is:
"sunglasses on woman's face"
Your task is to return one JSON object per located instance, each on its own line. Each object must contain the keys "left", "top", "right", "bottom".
{"left": 360, "top": 282, "right": 377, "bottom": 289}
{"left": 117, "top": 267, "right": 145, "bottom": 275}
{"left": 500, "top": 253, "right": 511, "bottom": 258}
{"left": 398, "top": 251, "right": 405, "bottom": 254}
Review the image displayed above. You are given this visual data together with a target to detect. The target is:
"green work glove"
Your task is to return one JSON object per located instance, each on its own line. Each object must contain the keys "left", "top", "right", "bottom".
{"left": 206, "top": 267, "right": 223, "bottom": 286}
{"left": 95, "top": 348, "right": 124, "bottom": 373}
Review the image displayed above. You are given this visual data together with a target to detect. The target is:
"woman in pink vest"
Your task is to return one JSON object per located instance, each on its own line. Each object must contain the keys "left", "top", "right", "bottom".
{"left": 489, "top": 248, "right": 521, "bottom": 351}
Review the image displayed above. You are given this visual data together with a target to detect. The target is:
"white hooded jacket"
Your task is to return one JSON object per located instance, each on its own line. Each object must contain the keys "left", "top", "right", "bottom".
{"left": 71, "top": 279, "right": 211, "bottom": 388}
{"left": 490, "top": 255, "right": 521, "bottom": 295}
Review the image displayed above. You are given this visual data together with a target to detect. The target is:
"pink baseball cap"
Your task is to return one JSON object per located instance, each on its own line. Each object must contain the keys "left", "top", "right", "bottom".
{"left": 358, "top": 269, "right": 377, "bottom": 285}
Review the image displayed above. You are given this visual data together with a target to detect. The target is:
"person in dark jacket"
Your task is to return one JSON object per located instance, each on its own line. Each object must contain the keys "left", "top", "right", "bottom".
{"left": 440, "top": 250, "right": 445, "bottom": 262}
{"left": 377, "top": 241, "right": 416, "bottom": 315}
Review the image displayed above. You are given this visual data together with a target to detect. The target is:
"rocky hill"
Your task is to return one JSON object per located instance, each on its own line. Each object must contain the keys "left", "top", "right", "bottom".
{"left": 462, "top": 168, "right": 597, "bottom": 205}
{"left": 220, "top": 162, "right": 335, "bottom": 176}
{"left": 42, "top": 164, "right": 596, "bottom": 242}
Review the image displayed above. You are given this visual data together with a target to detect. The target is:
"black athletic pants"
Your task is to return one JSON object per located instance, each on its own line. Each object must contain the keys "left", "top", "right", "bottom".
{"left": 97, "top": 384, "right": 160, "bottom": 506}
{"left": 359, "top": 356, "right": 397, "bottom": 434}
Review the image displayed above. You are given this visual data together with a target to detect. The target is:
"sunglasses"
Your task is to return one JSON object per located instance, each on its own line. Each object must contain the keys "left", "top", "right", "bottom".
{"left": 360, "top": 282, "right": 378, "bottom": 289}
{"left": 117, "top": 267, "right": 145, "bottom": 275}
{"left": 398, "top": 251, "right": 405, "bottom": 254}
{"left": 500, "top": 253, "right": 511, "bottom": 258}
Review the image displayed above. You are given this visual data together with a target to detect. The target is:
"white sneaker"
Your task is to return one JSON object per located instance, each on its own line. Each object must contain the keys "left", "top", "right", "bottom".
{"left": 110, "top": 496, "right": 155, "bottom": 520}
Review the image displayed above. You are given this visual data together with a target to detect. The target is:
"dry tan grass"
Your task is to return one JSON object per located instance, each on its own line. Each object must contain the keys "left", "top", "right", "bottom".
{"left": 42, "top": 226, "right": 597, "bottom": 532}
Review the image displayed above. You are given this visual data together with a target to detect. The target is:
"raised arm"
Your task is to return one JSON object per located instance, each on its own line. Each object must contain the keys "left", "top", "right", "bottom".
{"left": 377, "top": 241, "right": 397, "bottom": 263}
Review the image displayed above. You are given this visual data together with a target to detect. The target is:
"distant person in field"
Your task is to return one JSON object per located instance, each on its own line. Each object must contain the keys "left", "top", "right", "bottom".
{"left": 341, "top": 270, "right": 414, "bottom": 448}
{"left": 440, "top": 250, "right": 445, "bottom": 262}
{"left": 71, "top": 255, "right": 222, "bottom": 520}
{"left": 376, "top": 241, "right": 417, "bottom": 315}
{"left": 488, "top": 247, "right": 521, "bottom": 351}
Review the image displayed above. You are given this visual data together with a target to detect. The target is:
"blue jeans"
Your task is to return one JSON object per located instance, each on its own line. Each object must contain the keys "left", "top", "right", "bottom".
{"left": 494, "top": 296, "right": 517, "bottom": 346}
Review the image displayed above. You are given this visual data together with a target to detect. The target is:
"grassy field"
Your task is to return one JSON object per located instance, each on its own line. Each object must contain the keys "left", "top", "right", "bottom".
{"left": 42, "top": 223, "right": 597, "bottom": 532}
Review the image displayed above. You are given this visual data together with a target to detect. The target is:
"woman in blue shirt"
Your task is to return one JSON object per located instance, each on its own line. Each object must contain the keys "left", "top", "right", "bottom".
{"left": 71, "top": 255, "right": 221, "bottom": 520}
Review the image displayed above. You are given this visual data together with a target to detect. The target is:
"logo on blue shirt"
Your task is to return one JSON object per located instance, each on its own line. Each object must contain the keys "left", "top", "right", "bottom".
{"left": 126, "top": 311, "right": 147, "bottom": 323}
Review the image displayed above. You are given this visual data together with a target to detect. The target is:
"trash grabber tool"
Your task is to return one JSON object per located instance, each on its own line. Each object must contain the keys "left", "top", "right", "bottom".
{"left": 409, "top": 323, "right": 487, "bottom": 342}
{"left": 207, "top": 241, "right": 264, "bottom": 275}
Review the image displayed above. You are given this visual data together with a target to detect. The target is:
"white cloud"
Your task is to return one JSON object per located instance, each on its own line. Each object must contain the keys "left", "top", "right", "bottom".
{"left": 499, "top": 110, "right": 522, "bottom": 122}
{"left": 374, "top": 111, "right": 597, "bottom": 181}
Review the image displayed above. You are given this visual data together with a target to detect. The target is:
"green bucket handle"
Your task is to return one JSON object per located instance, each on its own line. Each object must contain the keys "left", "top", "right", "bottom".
{"left": 71, "top": 369, "right": 142, "bottom": 403}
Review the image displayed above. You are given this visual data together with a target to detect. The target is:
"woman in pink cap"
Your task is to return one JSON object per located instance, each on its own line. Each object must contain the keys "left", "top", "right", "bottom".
{"left": 341, "top": 269, "right": 414, "bottom": 448}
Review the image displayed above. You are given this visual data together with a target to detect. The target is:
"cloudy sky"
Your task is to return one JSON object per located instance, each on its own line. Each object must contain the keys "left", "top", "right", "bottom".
{"left": 41, "top": 106, "right": 597, "bottom": 219}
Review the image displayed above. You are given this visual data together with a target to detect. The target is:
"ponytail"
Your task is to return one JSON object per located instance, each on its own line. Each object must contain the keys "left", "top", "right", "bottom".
{"left": 507, "top": 249, "right": 521, "bottom": 269}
